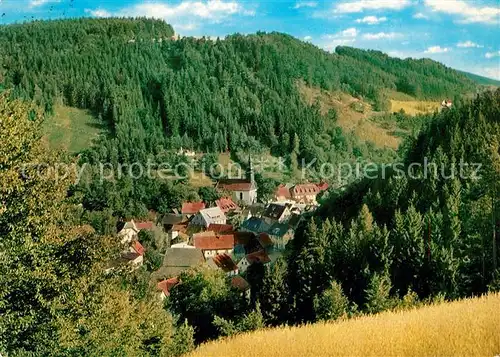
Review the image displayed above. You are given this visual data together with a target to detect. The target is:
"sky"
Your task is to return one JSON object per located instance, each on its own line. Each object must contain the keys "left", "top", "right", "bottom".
{"left": 1, "top": 0, "right": 499, "bottom": 80}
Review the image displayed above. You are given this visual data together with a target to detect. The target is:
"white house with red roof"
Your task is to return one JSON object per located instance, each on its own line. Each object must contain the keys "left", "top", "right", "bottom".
{"left": 190, "top": 207, "right": 227, "bottom": 228}
{"left": 217, "top": 158, "right": 257, "bottom": 205}
{"left": 193, "top": 231, "right": 235, "bottom": 259}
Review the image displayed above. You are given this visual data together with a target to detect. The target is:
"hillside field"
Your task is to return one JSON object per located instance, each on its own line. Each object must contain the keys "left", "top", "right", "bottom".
{"left": 187, "top": 293, "right": 500, "bottom": 357}
{"left": 42, "top": 104, "right": 103, "bottom": 154}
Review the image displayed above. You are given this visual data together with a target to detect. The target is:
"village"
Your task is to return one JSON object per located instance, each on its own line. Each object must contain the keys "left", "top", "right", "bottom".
{"left": 115, "top": 161, "right": 329, "bottom": 301}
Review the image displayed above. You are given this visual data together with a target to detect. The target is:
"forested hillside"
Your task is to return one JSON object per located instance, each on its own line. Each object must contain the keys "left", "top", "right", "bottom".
{"left": 0, "top": 18, "right": 480, "bottom": 216}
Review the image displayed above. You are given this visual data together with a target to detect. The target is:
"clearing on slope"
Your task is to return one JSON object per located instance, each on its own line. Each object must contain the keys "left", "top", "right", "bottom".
{"left": 188, "top": 293, "right": 500, "bottom": 357}
{"left": 43, "top": 104, "right": 103, "bottom": 154}
{"left": 298, "top": 81, "right": 400, "bottom": 149}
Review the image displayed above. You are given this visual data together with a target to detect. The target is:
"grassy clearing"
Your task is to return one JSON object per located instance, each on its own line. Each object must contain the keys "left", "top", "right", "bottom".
{"left": 188, "top": 293, "right": 500, "bottom": 357}
{"left": 43, "top": 104, "right": 103, "bottom": 154}
{"left": 298, "top": 82, "right": 400, "bottom": 149}
{"left": 390, "top": 100, "right": 440, "bottom": 116}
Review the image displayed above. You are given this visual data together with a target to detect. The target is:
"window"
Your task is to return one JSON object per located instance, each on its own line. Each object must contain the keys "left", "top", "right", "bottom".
{"left": 240, "top": 192, "right": 243, "bottom": 200}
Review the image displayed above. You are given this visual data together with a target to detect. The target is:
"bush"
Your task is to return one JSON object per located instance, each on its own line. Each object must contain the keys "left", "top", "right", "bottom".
{"left": 313, "top": 281, "right": 349, "bottom": 321}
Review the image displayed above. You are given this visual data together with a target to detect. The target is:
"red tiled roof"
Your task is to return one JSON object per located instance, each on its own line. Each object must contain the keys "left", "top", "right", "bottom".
{"left": 132, "top": 241, "right": 145, "bottom": 256}
{"left": 181, "top": 201, "right": 206, "bottom": 215}
{"left": 212, "top": 253, "right": 238, "bottom": 272}
{"left": 157, "top": 277, "right": 179, "bottom": 296}
{"left": 246, "top": 249, "right": 271, "bottom": 264}
{"left": 216, "top": 197, "right": 239, "bottom": 212}
{"left": 258, "top": 233, "right": 273, "bottom": 248}
{"left": 291, "top": 184, "right": 320, "bottom": 195}
{"left": 207, "top": 223, "right": 234, "bottom": 233}
{"left": 136, "top": 221, "right": 155, "bottom": 230}
{"left": 316, "top": 182, "right": 329, "bottom": 191}
{"left": 219, "top": 179, "right": 253, "bottom": 192}
{"left": 275, "top": 184, "right": 291, "bottom": 198}
{"left": 194, "top": 233, "right": 235, "bottom": 250}
{"left": 231, "top": 276, "right": 250, "bottom": 291}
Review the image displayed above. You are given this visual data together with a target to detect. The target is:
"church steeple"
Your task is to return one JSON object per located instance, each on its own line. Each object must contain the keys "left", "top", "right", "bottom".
{"left": 248, "top": 155, "right": 255, "bottom": 186}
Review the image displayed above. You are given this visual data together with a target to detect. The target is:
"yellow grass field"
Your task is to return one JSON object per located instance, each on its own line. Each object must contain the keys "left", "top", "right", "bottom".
{"left": 390, "top": 100, "right": 441, "bottom": 116}
{"left": 187, "top": 293, "right": 500, "bottom": 357}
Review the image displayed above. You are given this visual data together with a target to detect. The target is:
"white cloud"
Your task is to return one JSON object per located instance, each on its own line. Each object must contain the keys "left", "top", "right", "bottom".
{"left": 424, "top": 0, "right": 500, "bottom": 25}
{"left": 424, "top": 46, "right": 450, "bottom": 54}
{"left": 30, "top": 0, "right": 60, "bottom": 7}
{"left": 85, "top": 9, "right": 111, "bottom": 18}
{"left": 413, "top": 12, "right": 429, "bottom": 19}
{"left": 111, "top": 0, "right": 254, "bottom": 22}
{"left": 362, "top": 32, "right": 401, "bottom": 40}
{"left": 456, "top": 41, "right": 483, "bottom": 48}
{"left": 485, "top": 51, "right": 500, "bottom": 59}
{"left": 335, "top": 0, "right": 410, "bottom": 13}
{"left": 304, "top": 35, "right": 313, "bottom": 41}
{"left": 355, "top": 15, "right": 387, "bottom": 24}
{"left": 294, "top": 1, "right": 318, "bottom": 9}
{"left": 320, "top": 27, "right": 358, "bottom": 51}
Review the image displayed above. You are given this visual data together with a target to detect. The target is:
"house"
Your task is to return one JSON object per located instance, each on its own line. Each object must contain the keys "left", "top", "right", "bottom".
{"left": 240, "top": 217, "right": 270, "bottom": 234}
{"left": 190, "top": 207, "right": 227, "bottom": 228}
{"left": 157, "top": 277, "right": 180, "bottom": 300}
{"left": 275, "top": 184, "right": 292, "bottom": 202}
{"left": 231, "top": 276, "right": 251, "bottom": 300}
{"left": 170, "top": 241, "right": 195, "bottom": 249}
{"left": 178, "top": 147, "right": 196, "bottom": 157}
{"left": 217, "top": 158, "right": 257, "bottom": 205}
{"left": 216, "top": 197, "right": 239, "bottom": 213}
{"left": 153, "top": 248, "right": 205, "bottom": 279}
{"left": 119, "top": 240, "right": 146, "bottom": 268}
{"left": 262, "top": 203, "right": 292, "bottom": 224}
{"left": 162, "top": 214, "right": 188, "bottom": 232}
{"left": 236, "top": 256, "right": 251, "bottom": 274}
{"left": 207, "top": 223, "right": 234, "bottom": 234}
{"left": 169, "top": 223, "right": 189, "bottom": 244}
{"left": 245, "top": 249, "right": 271, "bottom": 264}
{"left": 290, "top": 183, "right": 321, "bottom": 204}
{"left": 181, "top": 201, "right": 206, "bottom": 216}
{"left": 210, "top": 253, "right": 239, "bottom": 276}
{"left": 240, "top": 204, "right": 265, "bottom": 220}
{"left": 193, "top": 232, "right": 235, "bottom": 259}
{"left": 441, "top": 99, "right": 453, "bottom": 109}
{"left": 117, "top": 220, "right": 139, "bottom": 244}
{"left": 267, "top": 222, "right": 294, "bottom": 250}
{"left": 258, "top": 232, "right": 273, "bottom": 250}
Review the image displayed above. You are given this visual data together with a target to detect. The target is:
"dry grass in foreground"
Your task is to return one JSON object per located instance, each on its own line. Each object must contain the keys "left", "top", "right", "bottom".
{"left": 187, "top": 293, "right": 500, "bottom": 357}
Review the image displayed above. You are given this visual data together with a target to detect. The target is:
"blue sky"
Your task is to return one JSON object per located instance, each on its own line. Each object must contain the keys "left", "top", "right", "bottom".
{"left": 1, "top": 0, "right": 499, "bottom": 79}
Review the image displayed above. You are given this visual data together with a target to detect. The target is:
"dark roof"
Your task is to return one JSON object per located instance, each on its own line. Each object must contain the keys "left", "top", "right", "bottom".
{"left": 163, "top": 214, "right": 188, "bottom": 225}
{"left": 263, "top": 203, "right": 289, "bottom": 220}
{"left": 240, "top": 217, "right": 270, "bottom": 233}
{"left": 267, "top": 222, "right": 291, "bottom": 237}
{"left": 258, "top": 233, "right": 273, "bottom": 248}
{"left": 154, "top": 248, "right": 204, "bottom": 278}
{"left": 207, "top": 223, "right": 234, "bottom": 233}
{"left": 231, "top": 276, "right": 250, "bottom": 291}
{"left": 246, "top": 250, "right": 271, "bottom": 264}
{"left": 288, "top": 213, "right": 302, "bottom": 228}
{"left": 212, "top": 253, "right": 238, "bottom": 272}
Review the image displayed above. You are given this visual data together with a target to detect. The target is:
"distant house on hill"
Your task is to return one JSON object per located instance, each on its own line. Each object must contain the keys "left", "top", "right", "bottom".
{"left": 117, "top": 220, "right": 139, "bottom": 244}
{"left": 217, "top": 158, "right": 257, "bottom": 205}
{"left": 231, "top": 276, "right": 251, "bottom": 300}
{"left": 441, "top": 99, "right": 453, "bottom": 109}
{"left": 209, "top": 253, "right": 239, "bottom": 276}
{"left": 190, "top": 207, "right": 227, "bottom": 228}
{"left": 275, "top": 182, "right": 329, "bottom": 204}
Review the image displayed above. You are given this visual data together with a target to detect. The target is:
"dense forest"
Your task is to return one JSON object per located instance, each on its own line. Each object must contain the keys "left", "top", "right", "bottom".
{"left": 0, "top": 18, "right": 481, "bottom": 217}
